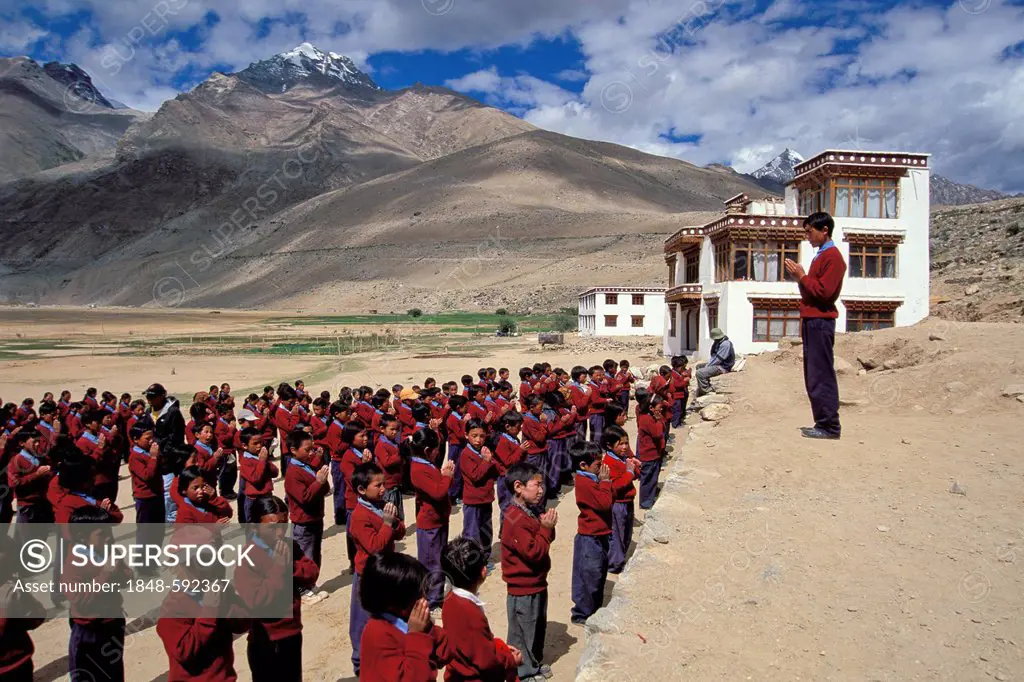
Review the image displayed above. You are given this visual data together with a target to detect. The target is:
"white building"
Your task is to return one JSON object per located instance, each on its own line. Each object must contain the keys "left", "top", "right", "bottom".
{"left": 578, "top": 287, "right": 666, "bottom": 336}
{"left": 663, "top": 149, "right": 931, "bottom": 358}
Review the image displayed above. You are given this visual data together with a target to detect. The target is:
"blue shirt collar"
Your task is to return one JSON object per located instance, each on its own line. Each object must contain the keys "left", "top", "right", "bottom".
{"left": 577, "top": 471, "right": 598, "bottom": 482}
{"left": 379, "top": 613, "right": 409, "bottom": 634}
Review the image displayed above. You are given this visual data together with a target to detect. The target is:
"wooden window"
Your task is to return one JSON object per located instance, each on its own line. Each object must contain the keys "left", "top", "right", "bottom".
{"left": 800, "top": 182, "right": 829, "bottom": 215}
{"left": 832, "top": 177, "right": 899, "bottom": 219}
{"left": 685, "top": 255, "right": 699, "bottom": 283}
{"left": 750, "top": 298, "right": 801, "bottom": 342}
{"left": 632, "top": 294, "right": 645, "bottom": 306}
{"left": 631, "top": 315, "right": 644, "bottom": 328}
{"left": 714, "top": 241, "right": 731, "bottom": 282}
{"left": 705, "top": 301, "right": 718, "bottom": 332}
{"left": 667, "top": 258, "right": 677, "bottom": 288}
{"left": 604, "top": 315, "right": 618, "bottom": 328}
{"left": 605, "top": 293, "right": 618, "bottom": 305}
{"left": 845, "top": 234, "right": 901, "bottom": 278}
{"left": 730, "top": 240, "right": 801, "bottom": 282}
{"left": 845, "top": 300, "right": 900, "bottom": 332}
{"left": 668, "top": 305, "right": 677, "bottom": 337}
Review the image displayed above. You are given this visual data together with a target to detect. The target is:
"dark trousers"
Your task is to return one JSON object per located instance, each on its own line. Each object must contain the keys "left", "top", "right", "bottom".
{"left": 506, "top": 590, "right": 548, "bottom": 679}
{"left": 16, "top": 505, "right": 58, "bottom": 584}
{"left": 608, "top": 500, "right": 634, "bottom": 573}
{"left": 588, "top": 413, "right": 605, "bottom": 445}
{"left": 802, "top": 317, "right": 841, "bottom": 435}
{"left": 349, "top": 572, "right": 369, "bottom": 673}
{"left": 639, "top": 459, "right": 662, "bottom": 510}
{"left": 293, "top": 521, "right": 324, "bottom": 567}
{"left": 383, "top": 486, "right": 405, "bottom": 523}
{"left": 346, "top": 521, "right": 357, "bottom": 572}
{"left": 417, "top": 524, "right": 449, "bottom": 607}
{"left": 618, "top": 390, "right": 629, "bottom": 410}
{"left": 330, "top": 460, "right": 347, "bottom": 526}
{"left": 574, "top": 420, "right": 587, "bottom": 446}
{"left": 248, "top": 626, "right": 302, "bottom": 682}
{"left": 671, "top": 397, "right": 686, "bottom": 428}
{"left": 462, "top": 502, "right": 493, "bottom": 563}
{"left": 279, "top": 453, "right": 290, "bottom": 477}
{"left": 571, "top": 534, "right": 610, "bottom": 621}
{"left": 546, "top": 440, "right": 569, "bottom": 498}
{"left": 496, "top": 476, "right": 511, "bottom": 527}
{"left": 69, "top": 619, "right": 125, "bottom": 682}
{"left": 218, "top": 458, "right": 237, "bottom": 497}
{"left": 447, "top": 444, "right": 464, "bottom": 502}
{"left": 236, "top": 477, "right": 248, "bottom": 524}
{"left": 3, "top": 662, "right": 32, "bottom": 682}
{"left": 134, "top": 496, "right": 166, "bottom": 550}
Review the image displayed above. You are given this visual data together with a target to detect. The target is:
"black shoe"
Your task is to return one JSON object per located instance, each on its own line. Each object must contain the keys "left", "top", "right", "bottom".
{"left": 571, "top": 617, "right": 587, "bottom": 625}
{"left": 801, "top": 427, "right": 840, "bottom": 440}
{"left": 221, "top": 492, "right": 237, "bottom": 500}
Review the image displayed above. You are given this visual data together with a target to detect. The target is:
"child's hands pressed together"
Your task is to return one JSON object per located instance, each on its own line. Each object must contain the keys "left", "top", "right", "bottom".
{"left": 598, "top": 464, "right": 611, "bottom": 482}
{"left": 316, "top": 465, "right": 330, "bottom": 484}
{"left": 520, "top": 441, "right": 530, "bottom": 451}
{"left": 361, "top": 448, "right": 373, "bottom": 463}
{"left": 441, "top": 460, "right": 455, "bottom": 477}
{"left": 539, "top": 508, "right": 558, "bottom": 529}
{"left": 259, "top": 446, "right": 269, "bottom": 460}
{"left": 382, "top": 502, "right": 398, "bottom": 526}
{"left": 273, "top": 539, "right": 291, "bottom": 565}
{"left": 408, "top": 598, "right": 431, "bottom": 633}
{"left": 149, "top": 443, "right": 160, "bottom": 458}
{"left": 481, "top": 446, "right": 493, "bottom": 462}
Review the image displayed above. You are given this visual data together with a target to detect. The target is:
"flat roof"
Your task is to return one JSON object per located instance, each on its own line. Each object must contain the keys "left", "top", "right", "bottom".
{"left": 578, "top": 287, "right": 666, "bottom": 297}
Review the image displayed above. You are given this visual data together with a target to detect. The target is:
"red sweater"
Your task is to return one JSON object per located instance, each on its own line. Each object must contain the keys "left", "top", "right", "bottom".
{"left": 670, "top": 370, "right": 690, "bottom": 400}
{"left": 410, "top": 457, "right": 452, "bottom": 530}
{"left": 493, "top": 433, "right": 524, "bottom": 476}
{"left": 128, "top": 445, "right": 163, "bottom": 500}
{"left": 340, "top": 446, "right": 367, "bottom": 511}
{"left": 8, "top": 450, "right": 52, "bottom": 507}
{"left": 349, "top": 499, "right": 406, "bottom": 575}
{"left": 62, "top": 551, "right": 132, "bottom": 626}
{"left": 284, "top": 458, "right": 328, "bottom": 524}
{"left": 156, "top": 592, "right": 250, "bottom": 682}
{"left": 76, "top": 431, "right": 118, "bottom": 486}
{"left": 214, "top": 419, "right": 236, "bottom": 454}
{"left": 467, "top": 401, "right": 489, "bottom": 424}
{"left": 574, "top": 472, "right": 614, "bottom": 536}
{"left": 192, "top": 441, "right": 222, "bottom": 475}
{"left": 397, "top": 404, "right": 417, "bottom": 440}
{"left": 234, "top": 538, "right": 319, "bottom": 640}
{"left": 238, "top": 451, "right": 278, "bottom": 496}
{"left": 518, "top": 382, "right": 533, "bottom": 412}
{"left": 173, "top": 488, "right": 233, "bottom": 524}
{"left": 603, "top": 452, "right": 637, "bottom": 503}
{"left": 520, "top": 413, "right": 553, "bottom": 455}
{"left": 798, "top": 244, "right": 847, "bottom": 319}
{"left": 636, "top": 413, "right": 666, "bottom": 462}
{"left": 568, "top": 383, "right": 590, "bottom": 420}
{"left": 353, "top": 401, "right": 376, "bottom": 426}
{"left": 587, "top": 381, "right": 608, "bottom": 411}
{"left": 500, "top": 503, "right": 554, "bottom": 596}
{"left": 374, "top": 436, "right": 404, "bottom": 490}
{"left": 446, "top": 412, "right": 466, "bottom": 446}
{"left": 325, "top": 419, "right": 347, "bottom": 461}
{"left": 460, "top": 446, "right": 498, "bottom": 505}
{"left": 272, "top": 405, "right": 299, "bottom": 455}
{"left": 36, "top": 419, "right": 58, "bottom": 455}
{"left": 649, "top": 375, "right": 670, "bottom": 400}
{"left": 0, "top": 614, "right": 45, "bottom": 678}
{"left": 53, "top": 491, "right": 123, "bottom": 525}
{"left": 360, "top": 617, "right": 446, "bottom": 682}
{"left": 441, "top": 590, "right": 518, "bottom": 682}
{"left": 310, "top": 415, "right": 329, "bottom": 449}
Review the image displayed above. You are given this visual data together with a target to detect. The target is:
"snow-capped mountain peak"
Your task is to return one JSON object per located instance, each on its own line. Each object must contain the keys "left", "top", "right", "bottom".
{"left": 235, "top": 43, "right": 379, "bottom": 93}
{"left": 752, "top": 148, "right": 805, "bottom": 184}
{"left": 42, "top": 61, "right": 115, "bottom": 109}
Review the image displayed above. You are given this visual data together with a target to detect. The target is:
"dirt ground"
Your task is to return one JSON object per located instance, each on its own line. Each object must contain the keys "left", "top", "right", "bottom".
{"left": 5, "top": 311, "right": 1022, "bottom": 682}
{"left": 1, "top": 318, "right": 662, "bottom": 682}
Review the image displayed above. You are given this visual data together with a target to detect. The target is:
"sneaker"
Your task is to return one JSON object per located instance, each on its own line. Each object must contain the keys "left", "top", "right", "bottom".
{"left": 539, "top": 666, "right": 554, "bottom": 679}
{"left": 571, "top": 617, "right": 587, "bottom": 625}
{"left": 300, "top": 588, "right": 327, "bottom": 605}
{"left": 801, "top": 427, "right": 840, "bottom": 440}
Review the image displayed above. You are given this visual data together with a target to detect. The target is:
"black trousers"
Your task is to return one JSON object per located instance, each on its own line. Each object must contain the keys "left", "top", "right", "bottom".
{"left": 248, "top": 628, "right": 302, "bottom": 682}
{"left": 801, "top": 317, "right": 841, "bottom": 435}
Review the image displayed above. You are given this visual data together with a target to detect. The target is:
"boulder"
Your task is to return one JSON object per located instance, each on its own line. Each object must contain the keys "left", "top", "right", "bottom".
{"left": 929, "top": 333, "right": 946, "bottom": 342}
{"left": 965, "top": 284, "right": 981, "bottom": 296}
{"left": 700, "top": 404, "right": 733, "bottom": 422}
{"left": 834, "top": 357, "right": 855, "bottom": 375}
{"left": 695, "top": 394, "right": 730, "bottom": 407}
{"left": 1001, "top": 384, "right": 1024, "bottom": 398}
{"left": 777, "top": 336, "right": 802, "bottom": 350}
{"left": 946, "top": 381, "right": 968, "bottom": 393}
{"left": 857, "top": 356, "right": 879, "bottom": 370}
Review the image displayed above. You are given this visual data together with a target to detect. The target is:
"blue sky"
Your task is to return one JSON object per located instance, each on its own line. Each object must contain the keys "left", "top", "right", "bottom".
{"left": 1, "top": 0, "right": 1022, "bottom": 191}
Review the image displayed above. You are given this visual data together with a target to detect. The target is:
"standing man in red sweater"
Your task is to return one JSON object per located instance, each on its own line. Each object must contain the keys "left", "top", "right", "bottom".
{"left": 785, "top": 212, "right": 847, "bottom": 440}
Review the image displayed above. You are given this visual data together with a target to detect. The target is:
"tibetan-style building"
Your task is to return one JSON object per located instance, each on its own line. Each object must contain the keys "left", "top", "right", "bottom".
{"left": 663, "top": 149, "right": 931, "bottom": 357}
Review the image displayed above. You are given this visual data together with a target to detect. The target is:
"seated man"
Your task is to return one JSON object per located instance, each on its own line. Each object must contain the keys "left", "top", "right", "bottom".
{"left": 694, "top": 328, "right": 735, "bottom": 397}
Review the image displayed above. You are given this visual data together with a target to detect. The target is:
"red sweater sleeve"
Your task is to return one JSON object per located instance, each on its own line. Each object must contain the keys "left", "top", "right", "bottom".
{"left": 412, "top": 465, "right": 451, "bottom": 502}
{"left": 799, "top": 247, "right": 847, "bottom": 317}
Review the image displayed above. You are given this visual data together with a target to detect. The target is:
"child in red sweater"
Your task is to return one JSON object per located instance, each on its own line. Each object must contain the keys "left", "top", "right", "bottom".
{"left": 359, "top": 552, "right": 450, "bottom": 682}
{"left": 173, "top": 467, "right": 233, "bottom": 524}
{"left": 492, "top": 411, "right": 528, "bottom": 528}
{"left": 459, "top": 419, "right": 499, "bottom": 568}
{"left": 569, "top": 441, "right": 613, "bottom": 624}
{"left": 238, "top": 426, "right": 278, "bottom": 524}
{"left": 636, "top": 396, "right": 668, "bottom": 510}
{"left": 340, "top": 423, "right": 374, "bottom": 573}
{"left": 445, "top": 396, "right": 469, "bottom": 506}
{"left": 501, "top": 462, "right": 557, "bottom": 682}
{"left": 284, "top": 429, "right": 330, "bottom": 572}
{"left": 234, "top": 495, "right": 320, "bottom": 682}
{"left": 0, "top": 556, "right": 46, "bottom": 682}
{"left": 441, "top": 537, "right": 521, "bottom": 682}
{"left": 128, "top": 423, "right": 164, "bottom": 565}
{"left": 407, "top": 429, "right": 455, "bottom": 608}
{"left": 601, "top": 425, "right": 638, "bottom": 574}
{"left": 374, "top": 415, "right": 405, "bottom": 522}
{"left": 348, "top": 461, "right": 406, "bottom": 676}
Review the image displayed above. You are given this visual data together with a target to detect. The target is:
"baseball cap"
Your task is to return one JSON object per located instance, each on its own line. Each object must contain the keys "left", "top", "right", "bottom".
{"left": 144, "top": 383, "right": 167, "bottom": 398}
{"left": 399, "top": 388, "right": 420, "bottom": 401}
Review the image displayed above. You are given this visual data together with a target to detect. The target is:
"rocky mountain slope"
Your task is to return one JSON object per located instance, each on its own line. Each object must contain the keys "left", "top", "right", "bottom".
{"left": 0, "top": 46, "right": 766, "bottom": 311}
{"left": 930, "top": 197, "right": 1024, "bottom": 323}
{"left": 0, "top": 57, "right": 148, "bottom": 183}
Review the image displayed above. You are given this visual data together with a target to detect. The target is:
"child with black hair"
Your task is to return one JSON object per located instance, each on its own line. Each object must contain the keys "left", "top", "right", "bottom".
{"left": 173, "top": 466, "right": 233, "bottom": 524}
{"left": 445, "top": 395, "right": 469, "bottom": 506}
{"left": 214, "top": 403, "right": 238, "bottom": 500}
{"left": 309, "top": 396, "right": 330, "bottom": 450}
{"left": 492, "top": 411, "right": 528, "bottom": 527}
{"left": 441, "top": 537, "right": 522, "bottom": 682}
{"left": 325, "top": 401, "right": 350, "bottom": 527}
{"left": 501, "top": 462, "right": 557, "bottom": 682}
{"left": 407, "top": 428, "right": 455, "bottom": 608}
{"left": 273, "top": 385, "right": 301, "bottom": 476}
{"left": 341, "top": 424, "right": 375, "bottom": 573}
{"left": 568, "top": 366, "right": 592, "bottom": 445}
{"left": 284, "top": 429, "right": 330, "bottom": 573}
{"left": 192, "top": 422, "right": 227, "bottom": 481}
{"left": 601, "top": 425, "right": 639, "bottom": 574}
{"left": 637, "top": 395, "right": 668, "bottom": 510}
{"left": 64, "top": 505, "right": 131, "bottom": 682}
{"left": 587, "top": 365, "right": 609, "bottom": 444}
{"left": 0, "top": 541, "right": 47, "bottom": 682}
{"left": 669, "top": 356, "right": 691, "bottom": 429}
{"left": 467, "top": 385, "right": 490, "bottom": 424}
{"left": 569, "top": 441, "right": 613, "bottom": 624}
{"left": 52, "top": 444, "right": 124, "bottom": 524}
{"left": 128, "top": 422, "right": 164, "bottom": 555}
{"left": 238, "top": 426, "right": 278, "bottom": 524}
{"left": 359, "top": 552, "right": 449, "bottom": 682}
{"left": 35, "top": 401, "right": 61, "bottom": 456}
{"left": 234, "top": 495, "right": 319, "bottom": 682}
{"left": 460, "top": 374, "right": 475, "bottom": 398}
{"left": 460, "top": 418, "right": 499, "bottom": 568}
{"left": 348, "top": 461, "right": 406, "bottom": 676}
{"left": 75, "top": 409, "right": 119, "bottom": 502}
{"left": 8, "top": 429, "right": 54, "bottom": 527}
{"left": 616, "top": 359, "right": 633, "bottom": 410}
{"left": 541, "top": 392, "right": 577, "bottom": 498}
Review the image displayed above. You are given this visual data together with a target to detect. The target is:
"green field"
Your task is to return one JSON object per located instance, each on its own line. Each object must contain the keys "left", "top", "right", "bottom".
{"left": 262, "top": 310, "right": 574, "bottom": 334}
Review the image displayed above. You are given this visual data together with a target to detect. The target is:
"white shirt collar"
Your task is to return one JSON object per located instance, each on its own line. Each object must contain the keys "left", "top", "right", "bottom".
{"left": 451, "top": 586, "right": 486, "bottom": 610}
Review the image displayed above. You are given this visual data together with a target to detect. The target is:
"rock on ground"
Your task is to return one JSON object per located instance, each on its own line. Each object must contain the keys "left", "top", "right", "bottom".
{"left": 700, "top": 403, "right": 732, "bottom": 421}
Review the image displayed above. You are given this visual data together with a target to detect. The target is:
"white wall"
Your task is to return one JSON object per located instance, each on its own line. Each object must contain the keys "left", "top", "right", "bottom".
{"left": 588, "top": 291, "right": 665, "bottom": 336}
